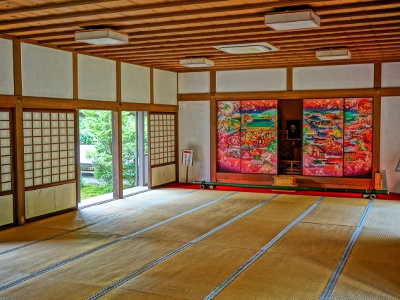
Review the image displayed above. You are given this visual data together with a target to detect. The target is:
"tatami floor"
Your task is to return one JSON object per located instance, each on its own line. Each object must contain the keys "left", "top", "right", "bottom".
{"left": 0, "top": 188, "right": 399, "bottom": 299}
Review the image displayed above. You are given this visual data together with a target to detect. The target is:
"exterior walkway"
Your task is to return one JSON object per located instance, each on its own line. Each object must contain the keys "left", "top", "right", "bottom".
{"left": 78, "top": 186, "right": 148, "bottom": 208}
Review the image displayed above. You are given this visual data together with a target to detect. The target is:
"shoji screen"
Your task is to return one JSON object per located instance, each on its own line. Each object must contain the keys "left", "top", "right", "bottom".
{"left": 149, "top": 113, "right": 177, "bottom": 187}
{"left": 0, "top": 109, "right": 13, "bottom": 226}
{"left": 23, "top": 110, "right": 77, "bottom": 219}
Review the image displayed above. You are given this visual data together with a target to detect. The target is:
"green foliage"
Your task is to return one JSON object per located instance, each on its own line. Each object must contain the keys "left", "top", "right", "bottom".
{"left": 121, "top": 111, "right": 137, "bottom": 187}
{"left": 80, "top": 184, "right": 113, "bottom": 200}
{"left": 80, "top": 110, "right": 138, "bottom": 187}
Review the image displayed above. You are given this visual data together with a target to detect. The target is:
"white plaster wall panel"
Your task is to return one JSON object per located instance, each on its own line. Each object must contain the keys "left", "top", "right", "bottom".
{"left": 381, "top": 96, "right": 400, "bottom": 194}
{"left": 78, "top": 54, "right": 116, "bottom": 101}
{"left": 178, "top": 72, "right": 210, "bottom": 94}
{"left": 293, "top": 64, "right": 374, "bottom": 90}
{"left": 153, "top": 69, "right": 177, "bottom": 105}
{"left": 55, "top": 183, "right": 76, "bottom": 211}
{"left": 178, "top": 101, "right": 210, "bottom": 182}
{"left": 0, "top": 38, "right": 14, "bottom": 95}
{"left": 121, "top": 63, "right": 150, "bottom": 103}
{"left": 0, "top": 194, "right": 13, "bottom": 226}
{"left": 21, "top": 43, "right": 73, "bottom": 99}
{"left": 382, "top": 62, "right": 400, "bottom": 87}
{"left": 216, "top": 68, "right": 286, "bottom": 92}
{"left": 25, "top": 187, "right": 57, "bottom": 219}
{"left": 151, "top": 164, "right": 176, "bottom": 187}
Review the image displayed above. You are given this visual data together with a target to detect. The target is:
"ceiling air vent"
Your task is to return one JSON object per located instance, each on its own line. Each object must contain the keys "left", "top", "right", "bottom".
{"left": 213, "top": 42, "right": 279, "bottom": 54}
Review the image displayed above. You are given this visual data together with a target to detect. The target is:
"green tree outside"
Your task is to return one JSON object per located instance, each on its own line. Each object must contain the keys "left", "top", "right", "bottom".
{"left": 79, "top": 110, "right": 138, "bottom": 198}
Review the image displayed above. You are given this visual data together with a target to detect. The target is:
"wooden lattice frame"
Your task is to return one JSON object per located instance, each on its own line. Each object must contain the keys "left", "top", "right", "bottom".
{"left": 149, "top": 113, "right": 176, "bottom": 167}
{"left": 23, "top": 110, "right": 76, "bottom": 188}
{"left": 0, "top": 109, "right": 12, "bottom": 193}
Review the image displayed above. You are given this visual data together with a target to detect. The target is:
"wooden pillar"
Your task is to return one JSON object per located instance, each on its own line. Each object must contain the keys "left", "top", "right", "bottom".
{"left": 112, "top": 62, "right": 123, "bottom": 199}
{"left": 73, "top": 53, "right": 78, "bottom": 100}
{"left": 13, "top": 40, "right": 25, "bottom": 225}
{"left": 148, "top": 68, "right": 154, "bottom": 189}
{"left": 372, "top": 63, "right": 382, "bottom": 183}
{"left": 112, "top": 109, "right": 123, "bottom": 199}
{"left": 136, "top": 112, "right": 146, "bottom": 186}
{"left": 72, "top": 53, "right": 81, "bottom": 203}
{"left": 287, "top": 66, "right": 293, "bottom": 91}
{"left": 210, "top": 71, "right": 217, "bottom": 182}
{"left": 150, "top": 68, "right": 154, "bottom": 104}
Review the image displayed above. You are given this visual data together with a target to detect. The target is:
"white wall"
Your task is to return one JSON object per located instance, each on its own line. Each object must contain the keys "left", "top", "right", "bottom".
{"left": 178, "top": 72, "right": 210, "bottom": 94}
{"left": 0, "top": 38, "right": 14, "bottom": 95}
{"left": 381, "top": 97, "right": 400, "bottom": 194}
{"left": 217, "top": 68, "right": 286, "bottom": 92}
{"left": 382, "top": 62, "right": 400, "bottom": 87}
{"left": 0, "top": 194, "right": 13, "bottom": 226}
{"left": 25, "top": 183, "right": 76, "bottom": 219}
{"left": 78, "top": 54, "right": 116, "bottom": 101}
{"left": 121, "top": 63, "right": 150, "bottom": 103}
{"left": 21, "top": 43, "right": 73, "bottom": 99}
{"left": 153, "top": 69, "right": 177, "bottom": 105}
{"left": 151, "top": 164, "right": 176, "bottom": 187}
{"left": 178, "top": 101, "right": 210, "bottom": 183}
{"left": 293, "top": 64, "right": 374, "bottom": 90}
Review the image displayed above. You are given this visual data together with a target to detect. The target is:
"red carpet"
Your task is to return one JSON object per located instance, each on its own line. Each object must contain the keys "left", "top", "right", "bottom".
{"left": 165, "top": 183, "right": 400, "bottom": 201}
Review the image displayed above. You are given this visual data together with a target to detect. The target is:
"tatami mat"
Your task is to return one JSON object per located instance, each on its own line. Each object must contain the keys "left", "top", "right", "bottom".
{"left": 0, "top": 188, "right": 399, "bottom": 300}
{"left": 136, "top": 192, "right": 277, "bottom": 243}
{"left": 215, "top": 223, "right": 355, "bottom": 300}
{"left": 31, "top": 188, "right": 200, "bottom": 231}
{"left": 0, "top": 231, "right": 118, "bottom": 286}
{"left": 301, "top": 197, "right": 369, "bottom": 226}
{"left": 0, "top": 226, "right": 67, "bottom": 253}
{"left": 330, "top": 200, "right": 400, "bottom": 299}
{"left": 80, "top": 190, "right": 234, "bottom": 236}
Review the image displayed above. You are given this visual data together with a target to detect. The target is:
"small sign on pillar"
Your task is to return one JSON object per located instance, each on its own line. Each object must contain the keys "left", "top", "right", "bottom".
{"left": 182, "top": 149, "right": 193, "bottom": 184}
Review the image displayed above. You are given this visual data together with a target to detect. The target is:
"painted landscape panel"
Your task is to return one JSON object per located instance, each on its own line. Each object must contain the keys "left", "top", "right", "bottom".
{"left": 240, "top": 100, "right": 278, "bottom": 174}
{"left": 303, "top": 99, "right": 344, "bottom": 177}
{"left": 344, "top": 98, "right": 373, "bottom": 177}
{"left": 217, "top": 101, "right": 241, "bottom": 172}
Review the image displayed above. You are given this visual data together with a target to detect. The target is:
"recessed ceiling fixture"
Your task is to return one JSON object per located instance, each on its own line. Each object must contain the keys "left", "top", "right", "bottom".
{"left": 213, "top": 42, "right": 279, "bottom": 54}
{"left": 75, "top": 29, "right": 129, "bottom": 45}
{"left": 265, "top": 10, "right": 320, "bottom": 30}
{"left": 179, "top": 57, "right": 214, "bottom": 68}
{"left": 316, "top": 48, "right": 351, "bottom": 60}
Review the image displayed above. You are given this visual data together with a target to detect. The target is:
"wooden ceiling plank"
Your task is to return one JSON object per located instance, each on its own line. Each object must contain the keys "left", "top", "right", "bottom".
{"left": 0, "top": 0, "right": 120, "bottom": 16}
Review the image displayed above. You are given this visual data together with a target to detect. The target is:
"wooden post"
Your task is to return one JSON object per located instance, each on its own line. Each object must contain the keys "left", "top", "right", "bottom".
{"left": 112, "top": 109, "right": 123, "bottom": 199}
{"left": 210, "top": 71, "right": 217, "bottom": 182}
{"left": 13, "top": 40, "right": 25, "bottom": 225}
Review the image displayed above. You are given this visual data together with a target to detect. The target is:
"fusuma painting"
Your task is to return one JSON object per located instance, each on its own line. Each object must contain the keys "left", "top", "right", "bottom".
{"left": 217, "top": 100, "right": 278, "bottom": 174}
{"left": 344, "top": 98, "right": 373, "bottom": 177}
{"left": 240, "top": 100, "right": 278, "bottom": 174}
{"left": 217, "top": 101, "right": 241, "bottom": 172}
{"left": 303, "top": 99, "right": 344, "bottom": 177}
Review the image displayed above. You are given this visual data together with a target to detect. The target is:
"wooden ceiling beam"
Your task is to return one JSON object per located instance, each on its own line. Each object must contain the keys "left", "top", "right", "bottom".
{"left": 35, "top": 20, "right": 400, "bottom": 46}
{"left": 0, "top": 0, "right": 119, "bottom": 16}
{"left": 47, "top": 14, "right": 400, "bottom": 52}
{"left": 0, "top": 0, "right": 228, "bottom": 26}
{"left": 116, "top": 48, "right": 400, "bottom": 66}
{"left": 1, "top": 1, "right": 399, "bottom": 34}
{"left": 112, "top": 43, "right": 400, "bottom": 62}
{"left": 63, "top": 30, "right": 399, "bottom": 55}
